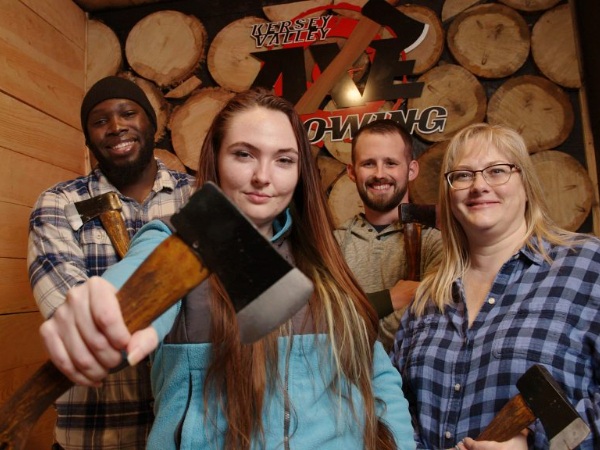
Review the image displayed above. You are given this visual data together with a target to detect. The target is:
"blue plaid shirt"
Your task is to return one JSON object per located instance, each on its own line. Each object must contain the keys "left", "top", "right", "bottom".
{"left": 27, "top": 158, "right": 195, "bottom": 450}
{"left": 391, "top": 236, "right": 600, "bottom": 449}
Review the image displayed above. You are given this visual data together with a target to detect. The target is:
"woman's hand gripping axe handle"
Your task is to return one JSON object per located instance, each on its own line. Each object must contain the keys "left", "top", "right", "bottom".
{"left": 0, "top": 182, "right": 313, "bottom": 450}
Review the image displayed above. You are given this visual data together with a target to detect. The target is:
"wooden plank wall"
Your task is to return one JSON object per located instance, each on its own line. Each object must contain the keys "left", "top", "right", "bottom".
{"left": 0, "top": 0, "right": 87, "bottom": 448}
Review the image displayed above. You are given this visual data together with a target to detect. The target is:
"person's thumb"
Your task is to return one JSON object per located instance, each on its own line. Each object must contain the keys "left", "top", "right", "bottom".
{"left": 126, "top": 327, "right": 159, "bottom": 366}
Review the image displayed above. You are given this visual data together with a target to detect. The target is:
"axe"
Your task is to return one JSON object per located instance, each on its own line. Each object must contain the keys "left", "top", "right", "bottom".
{"left": 64, "top": 192, "right": 130, "bottom": 259}
{"left": 0, "top": 182, "right": 313, "bottom": 450}
{"left": 477, "top": 364, "right": 590, "bottom": 449}
{"left": 399, "top": 203, "right": 437, "bottom": 281}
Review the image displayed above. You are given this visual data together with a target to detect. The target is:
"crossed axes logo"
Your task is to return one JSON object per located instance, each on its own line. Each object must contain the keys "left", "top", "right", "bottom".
{"left": 247, "top": 0, "right": 448, "bottom": 146}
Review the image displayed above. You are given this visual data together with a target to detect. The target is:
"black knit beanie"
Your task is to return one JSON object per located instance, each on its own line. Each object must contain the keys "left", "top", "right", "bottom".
{"left": 80, "top": 76, "right": 157, "bottom": 142}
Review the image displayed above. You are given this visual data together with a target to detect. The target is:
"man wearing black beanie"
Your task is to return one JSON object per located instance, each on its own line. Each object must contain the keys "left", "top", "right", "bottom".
{"left": 27, "top": 76, "right": 195, "bottom": 450}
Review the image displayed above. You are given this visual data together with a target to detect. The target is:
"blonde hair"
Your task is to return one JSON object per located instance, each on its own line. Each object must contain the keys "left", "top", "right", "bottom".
{"left": 412, "top": 122, "right": 578, "bottom": 315}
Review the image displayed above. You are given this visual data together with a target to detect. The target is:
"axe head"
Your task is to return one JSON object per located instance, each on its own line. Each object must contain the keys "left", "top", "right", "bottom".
{"left": 517, "top": 364, "right": 590, "bottom": 449}
{"left": 399, "top": 203, "right": 438, "bottom": 229}
{"left": 65, "top": 191, "right": 123, "bottom": 229}
{"left": 171, "top": 182, "right": 313, "bottom": 343}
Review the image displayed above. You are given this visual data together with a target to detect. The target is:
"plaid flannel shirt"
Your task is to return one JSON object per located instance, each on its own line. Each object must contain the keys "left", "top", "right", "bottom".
{"left": 391, "top": 236, "right": 600, "bottom": 450}
{"left": 27, "top": 159, "right": 195, "bottom": 450}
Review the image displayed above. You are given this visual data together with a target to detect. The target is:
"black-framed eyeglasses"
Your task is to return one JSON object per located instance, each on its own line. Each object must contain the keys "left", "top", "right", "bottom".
{"left": 445, "top": 163, "right": 520, "bottom": 190}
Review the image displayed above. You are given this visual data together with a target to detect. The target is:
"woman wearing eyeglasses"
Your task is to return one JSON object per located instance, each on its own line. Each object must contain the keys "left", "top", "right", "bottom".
{"left": 390, "top": 123, "right": 600, "bottom": 450}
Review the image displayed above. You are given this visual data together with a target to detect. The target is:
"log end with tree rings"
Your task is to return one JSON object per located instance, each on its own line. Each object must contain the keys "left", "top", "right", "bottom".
{"left": 395, "top": 5, "right": 444, "bottom": 75}
{"left": 317, "top": 153, "right": 346, "bottom": 194}
{"left": 120, "top": 72, "right": 170, "bottom": 143}
{"left": 409, "top": 140, "right": 449, "bottom": 205}
{"left": 125, "top": 10, "right": 207, "bottom": 88}
{"left": 407, "top": 64, "right": 487, "bottom": 143}
{"left": 327, "top": 172, "right": 364, "bottom": 228}
{"left": 263, "top": 0, "right": 331, "bottom": 22}
{"left": 86, "top": 19, "right": 122, "bottom": 88}
{"left": 170, "top": 88, "right": 234, "bottom": 171}
{"left": 498, "top": 0, "right": 562, "bottom": 12}
{"left": 487, "top": 75, "right": 574, "bottom": 153}
{"left": 207, "top": 17, "right": 270, "bottom": 93}
{"left": 531, "top": 150, "right": 594, "bottom": 232}
{"left": 447, "top": 3, "right": 530, "bottom": 79}
{"left": 441, "top": 0, "right": 483, "bottom": 23}
{"left": 154, "top": 149, "right": 187, "bottom": 173}
{"left": 532, "top": 4, "right": 582, "bottom": 89}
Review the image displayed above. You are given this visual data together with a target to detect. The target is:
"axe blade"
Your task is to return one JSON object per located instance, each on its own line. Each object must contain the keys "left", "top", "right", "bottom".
{"left": 399, "top": 203, "right": 437, "bottom": 228}
{"left": 171, "top": 182, "right": 313, "bottom": 343}
{"left": 517, "top": 364, "right": 590, "bottom": 449}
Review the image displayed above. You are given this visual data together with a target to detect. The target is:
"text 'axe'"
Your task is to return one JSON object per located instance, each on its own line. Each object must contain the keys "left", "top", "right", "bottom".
{"left": 65, "top": 191, "right": 130, "bottom": 259}
{"left": 477, "top": 364, "right": 590, "bottom": 449}
{"left": 0, "top": 181, "right": 313, "bottom": 450}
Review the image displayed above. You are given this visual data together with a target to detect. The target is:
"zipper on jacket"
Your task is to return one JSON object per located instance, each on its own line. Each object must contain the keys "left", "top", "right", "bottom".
{"left": 283, "top": 336, "right": 293, "bottom": 450}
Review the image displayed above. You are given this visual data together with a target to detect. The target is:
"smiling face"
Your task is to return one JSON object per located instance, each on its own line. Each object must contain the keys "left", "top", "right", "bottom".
{"left": 217, "top": 106, "right": 299, "bottom": 237}
{"left": 449, "top": 139, "right": 527, "bottom": 246}
{"left": 348, "top": 131, "right": 418, "bottom": 223}
{"left": 86, "top": 98, "right": 155, "bottom": 186}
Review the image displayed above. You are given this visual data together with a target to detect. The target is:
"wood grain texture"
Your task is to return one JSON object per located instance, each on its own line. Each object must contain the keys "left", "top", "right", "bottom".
{"left": 0, "top": 203, "right": 30, "bottom": 259}
{"left": 0, "top": 0, "right": 84, "bottom": 128}
{"left": 0, "top": 258, "right": 36, "bottom": 315}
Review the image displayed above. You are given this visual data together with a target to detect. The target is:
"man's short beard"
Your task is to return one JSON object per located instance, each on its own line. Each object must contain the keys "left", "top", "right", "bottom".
{"left": 90, "top": 128, "right": 155, "bottom": 188}
{"left": 358, "top": 185, "right": 407, "bottom": 213}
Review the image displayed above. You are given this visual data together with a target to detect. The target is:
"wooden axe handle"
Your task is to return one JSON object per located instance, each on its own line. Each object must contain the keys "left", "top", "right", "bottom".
{"left": 0, "top": 235, "right": 208, "bottom": 450}
{"left": 476, "top": 393, "right": 536, "bottom": 443}
{"left": 99, "top": 210, "right": 130, "bottom": 259}
{"left": 294, "top": 0, "right": 400, "bottom": 114}
{"left": 403, "top": 222, "right": 422, "bottom": 281}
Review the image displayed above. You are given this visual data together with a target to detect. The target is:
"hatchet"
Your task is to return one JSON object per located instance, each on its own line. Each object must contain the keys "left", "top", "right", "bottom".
{"left": 477, "top": 364, "right": 590, "bottom": 449}
{"left": 399, "top": 203, "right": 437, "bottom": 280}
{"left": 64, "top": 192, "right": 130, "bottom": 259}
{"left": 0, "top": 182, "right": 313, "bottom": 450}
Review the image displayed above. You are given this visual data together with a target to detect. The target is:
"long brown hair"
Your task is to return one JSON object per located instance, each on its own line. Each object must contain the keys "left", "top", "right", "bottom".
{"left": 195, "top": 88, "right": 396, "bottom": 450}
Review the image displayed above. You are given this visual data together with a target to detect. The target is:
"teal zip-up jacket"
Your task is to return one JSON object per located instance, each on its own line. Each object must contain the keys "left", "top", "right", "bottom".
{"left": 103, "top": 219, "right": 416, "bottom": 450}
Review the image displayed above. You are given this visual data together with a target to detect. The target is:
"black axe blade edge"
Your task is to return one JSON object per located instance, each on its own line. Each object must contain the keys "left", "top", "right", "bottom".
{"left": 171, "top": 182, "right": 314, "bottom": 343}
{"left": 517, "top": 364, "right": 590, "bottom": 449}
{"left": 399, "top": 203, "right": 437, "bottom": 228}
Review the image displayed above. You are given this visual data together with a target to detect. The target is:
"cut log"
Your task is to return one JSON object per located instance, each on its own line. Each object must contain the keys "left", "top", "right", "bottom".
{"left": 531, "top": 4, "right": 581, "bottom": 89}
{"left": 169, "top": 88, "right": 234, "bottom": 171}
{"left": 86, "top": 19, "right": 121, "bottom": 88}
{"left": 120, "top": 72, "right": 169, "bottom": 142}
{"left": 396, "top": 5, "right": 444, "bottom": 75}
{"left": 409, "top": 140, "right": 449, "bottom": 205}
{"left": 154, "top": 148, "right": 187, "bottom": 173}
{"left": 321, "top": 99, "right": 394, "bottom": 165}
{"left": 531, "top": 150, "right": 593, "bottom": 231}
{"left": 327, "top": 172, "right": 364, "bottom": 227}
{"left": 207, "top": 17, "right": 272, "bottom": 93}
{"left": 125, "top": 10, "right": 207, "bottom": 87}
{"left": 441, "top": 0, "right": 483, "bottom": 23}
{"left": 407, "top": 64, "right": 487, "bottom": 142}
{"left": 498, "top": 0, "right": 562, "bottom": 12}
{"left": 165, "top": 75, "right": 202, "bottom": 99}
{"left": 262, "top": 0, "right": 331, "bottom": 21}
{"left": 487, "top": 75, "right": 574, "bottom": 153}
{"left": 316, "top": 152, "right": 346, "bottom": 193}
{"left": 447, "top": 3, "right": 530, "bottom": 79}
